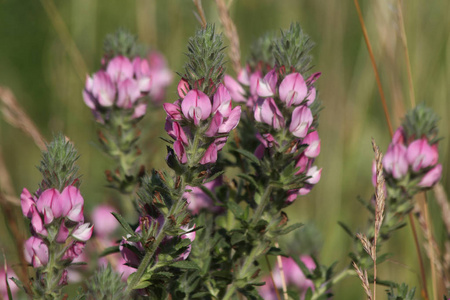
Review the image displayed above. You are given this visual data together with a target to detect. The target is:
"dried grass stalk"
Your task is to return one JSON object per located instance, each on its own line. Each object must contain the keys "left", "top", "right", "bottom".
{"left": 353, "top": 262, "right": 373, "bottom": 300}
{"left": 0, "top": 86, "right": 46, "bottom": 151}
{"left": 216, "top": 0, "right": 241, "bottom": 74}
{"left": 192, "top": 0, "right": 207, "bottom": 29}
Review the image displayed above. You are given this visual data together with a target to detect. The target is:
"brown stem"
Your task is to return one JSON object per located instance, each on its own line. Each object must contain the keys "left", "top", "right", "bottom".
{"left": 215, "top": 0, "right": 241, "bottom": 74}
{"left": 408, "top": 213, "right": 429, "bottom": 300}
{"left": 192, "top": 0, "right": 207, "bottom": 29}
{"left": 264, "top": 255, "right": 281, "bottom": 300}
{"left": 353, "top": 0, "right": 393, "bottom": 137}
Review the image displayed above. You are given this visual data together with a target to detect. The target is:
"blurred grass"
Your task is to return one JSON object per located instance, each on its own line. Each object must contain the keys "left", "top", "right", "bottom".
{"left": 0, "top": 0, "right": 448, "bottom": 298}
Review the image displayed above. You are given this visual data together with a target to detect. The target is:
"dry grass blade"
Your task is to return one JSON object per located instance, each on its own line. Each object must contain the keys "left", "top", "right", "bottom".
{"left": 371, "top": 139, "right": 385, "bottom": 300}
{"left": 434, "top": 184, "right": 450, "bottom": 237}
{"left": 356, "top": 233, "right": 373, "bottom": 259}
{"left": 353, "top": 0, "right": 393, "bottom": 137}
{"left": 192, "top": 0, "right": 207, "bottom": 29}
{"left": 274, "top": 242, "right": 288, "bottom": 300}
{"left": 264, "top": 256, "right": 282, "bottom": 300}
{"left": 215, "top": 0, "right": 241, "bottom": 74}
{"left": 353, "top": 262, "right": 373, "bottom": 300}
{"left": 0, "top": 87, "right": 46, "bottom": 151}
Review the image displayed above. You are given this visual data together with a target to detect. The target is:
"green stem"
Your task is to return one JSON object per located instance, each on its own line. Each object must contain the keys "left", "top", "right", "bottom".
{"left": 310, "top": 268, "right": 355, "bottom": 300}
{"left": 250, "top": 185, "right": 273, "bottom": 227}
{"left": 125, "top": 182, "right": 186, "bottom": 294}
{"left": 223, "top": 185, "right": 273, "bottom": 299}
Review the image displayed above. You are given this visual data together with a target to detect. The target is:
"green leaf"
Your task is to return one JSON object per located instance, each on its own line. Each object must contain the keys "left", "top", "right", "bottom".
{"left": 237, "top": 174, "right": 259, "bottom": 191}
{"left": 338, "top": 221, "right": 354, "bottom": 238}
{"left": 228, "top": 201, "right": 244, "bottom": 219}
{"left": 232, "top": 149, "right": 261, "bottom": 166}
{"left": 204, "top": 171, "right": 225, "bottom": 183}
{"left": 112, "top": 212, "right": 135, "bottom": 236}
{"left": 171, "top": 260, "right": 200, "bottom": 270}
{"left": 276, "top": 222, "right": 303, "bottom": 235}
{"left": 100, "top": 246, "right": 120, "bottom": 257}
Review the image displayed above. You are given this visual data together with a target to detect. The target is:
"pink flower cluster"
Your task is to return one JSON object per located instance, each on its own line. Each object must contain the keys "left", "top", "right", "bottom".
{"left": 120, "top": 215, "right": 196, "bottom": 269}
{"left": 378, "top": 127, "right": 442, "bottom": 188}
{"left": 21, "top": 186, "right": 93, "bottom": 268}
{"left": 83, "top": 56, "right": 152, "bottom": 121}
{"left": 226, "top": 67, "right": 322, "bottom": 200}
{"left": 259, "top": 256, "right": 316, "bottom": 300}
{"left": 164, "top": 81, "right": 241, "bottom": 165}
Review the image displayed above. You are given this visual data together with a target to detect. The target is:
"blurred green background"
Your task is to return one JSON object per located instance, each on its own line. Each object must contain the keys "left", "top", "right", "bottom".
{"left": 0, "top": 0, "right": 449, "bottom": 298}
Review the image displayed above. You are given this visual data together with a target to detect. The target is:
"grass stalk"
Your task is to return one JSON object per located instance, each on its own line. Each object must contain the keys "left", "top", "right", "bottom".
{"left": 192, "top": 0, "right": 207, "bottom": 29}
{"left": 264, "top": 255, "right": 282, "bottom": 300}
{"left": 275, "top": 242, "right": 288, "bottom": 300}
{"left": 353, "top": 0, "right": 393, "bottom": 137}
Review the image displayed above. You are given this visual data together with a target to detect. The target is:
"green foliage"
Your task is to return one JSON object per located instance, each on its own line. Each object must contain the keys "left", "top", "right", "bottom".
{"left": 402, "top": 102, "right": 440, "bottom": 143}
{"left": 274, "top": 22, "right": 315, "bottom": 74}
{"left": 183, "top": 24, "right": 226, "bottom": 96}
{"left": 37, "top": 133, "right": 80, "bottom": 191}
{"left": 75, "top": 265, "right": 127, "bottom": 300}
{"left": 103, "top": 28, "right": 146, "bottom": 62}
{"left": 386, "top": 283, "right": 416, "bottom": 300}
{"left": 248, "top": 31, "right": 277, "bottom": 72}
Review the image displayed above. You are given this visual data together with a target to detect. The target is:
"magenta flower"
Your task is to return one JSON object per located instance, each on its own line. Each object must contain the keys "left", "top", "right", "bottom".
{"left": 117, "top": 78, "right": 141, "bottom": 108}
{"left": 24, "top": 236, "right": 49, "bottom": 268}
{"left": 279, "top": 73, "right": 308, "bottom": 107}
{"left": 406, "top": 138, "right": 438, "bottom": 172}
{"left": 256, "top": 69, "right": 278, "bottom": 97}
{"left": 224, "top": 75, "right": 247, "bottom": 103}
{"left": 305, "top": 166, "right": 322, "bottom": 184}
{"left": 62, "top": 242, "right": 85, "bottom": 261}
{"left": 72, "top": 223, "right": 94, "bottom": 242}
{"left": 106, "top": 56, "right": 134, "bottom": 83}
{"left": 289, "top": 106, "right": 313, "bottom": 138}
{"left": 295, "top": 153, "right": 309, "bottom": 175}
{"left": 383, "top": 143, "right": 408, "bottom": 179}
{"left": 418, "top": 164, "right": 442, "bottom": 187}
{"left": 199, "top": 143, "right": 218, "bottom": 165}
{"left": 254, "top": 98, "right": 285, "bottom": 130}
{"left": 132, "top": 57, "right": 152, "bottom": 93}
{"left": 174, "top": 140, "right": 188, "bottom": 164}
{"left": 21, "top": 188, "right": 36, "bottom": 218}
{"left": 303, "top": 131, "right": 321, "bottom": 158}
{"left": 181, "top": 90, "right": 212, "bottom": 125}
{"left": 177, "top": 79, "right": 190, "bottom": 99}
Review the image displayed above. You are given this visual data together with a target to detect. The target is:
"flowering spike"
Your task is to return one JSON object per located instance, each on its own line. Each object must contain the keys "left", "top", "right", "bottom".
{"left": 274, "top": 22, "right": 315, "bottom": 73}
{"left": 183, "top": 24, "right": 226, "bottom": 96}
{"left": 402, "top": 102, "right": 440, "bottom": 142}
{"left": 103, "top": 28, "right": 146, "bottom": 62}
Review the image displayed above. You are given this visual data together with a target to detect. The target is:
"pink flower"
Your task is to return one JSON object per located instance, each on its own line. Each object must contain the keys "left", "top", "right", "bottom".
{"left": 179, "top": 225, "right": 196, "bottom": 260}
{"left": 21, "top": 188, "right": 36, "bottom": 218}
{"left": 62, "top": 242, "right": 85, "bottom": 261}
{"left": 116, "top": 78, "right": 141, "bottom": 108}
{"left": 184, "top": 177, "right": 223, "bottom": 214}
{"left": 279, "top": 73, "right": 308, "bottom": 107}
{"left": 164, "top": 100, "right": 183, "bottom": 121}
{"left": 132, "top": 57, "right": 152, "bottom": 93}
{"left": 303, "top": 131, "right": 320, "bottom": 158}
{"left": 406, "top": 139, "right": 438, "bottom": 172}
{"left": 120, "top": 237, "right": 144, "bottom": 268}
{"left": 106, "top": 56, "right": 133, "bottom": 83}
{"left": 24, "top": 236, "right": 49, "bottom": 268}
{"left": 392, "top": 126, "right": 405, "bottom": 145}
{"left": 219, "top": 106, "right": 241, "bottom": 133}
{"left": 199, "top": 143, "right": 218, "bottom": 164}
{"left": 305, "top": 72, "right": 321, "bottom": 106}
{"left": 224, "top": 75, "right": 246, "bottom": 103}
{"left": 181, "top": 90, "right": 212, "bottom": 125}
{"left": 132, "top": 103, "right": 147, "bottom": 119}
{"left": 254, "top": 98, "right": 285, "bottom": 130}
{"left": 212, "top": 84, "right": 232, "bottom": 117}
{"left": 72, "top": 223, "right": 94, "bottom": 242}
{"left": 89, "top": 71, "right": 116, "bottom": 107}
{"left": 147, "top": 51, "right": 173, "bottom": 102}
{"left": 0, "top": 266, "right": 18, "bottom": 299}
{"left": 177, "top": 79, "right": 190, "bottom": 99}
{"left": 295, "top": 154, "right": 309, "bottom": 175}
{"left": 383, "top": 143, "right": 408, "bottom": 179}
{"left": 237, "top": 66, "right": 250, "bottom": 86}
{"left": 305, "top": 166, "right": 321, "bottom": 184}
{"left": 256, "top": 69, "right": 278, "bottom": 97}
{"left": 174, "top": 140, "right": 188, "bottom": 164}
{"left": 61, "top": 186, "right": 85, "bottom": 223}
{"left": 56, "top": 223, "right": 70, "bottom": 243}
{"left": 289, "top": 106, "right": 313, "bottom": 138}
{"left": 92, "top": 205, "right": 119, "bottom": 238}
{"left": 418, "top": 164, "right": 442, "bottom": 188}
